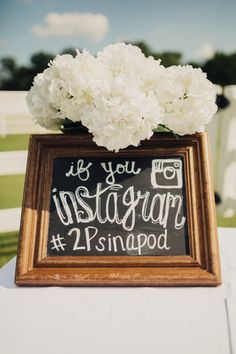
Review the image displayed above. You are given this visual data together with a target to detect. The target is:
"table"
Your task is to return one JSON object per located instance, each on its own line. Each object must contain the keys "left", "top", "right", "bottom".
{"left": 0, "top": 227, "right": 236, "bottom": 354}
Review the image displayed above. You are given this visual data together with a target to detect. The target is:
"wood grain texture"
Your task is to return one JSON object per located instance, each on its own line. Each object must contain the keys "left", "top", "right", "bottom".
{"left": 15, "top": 132, "right": 221, "bottom": 286}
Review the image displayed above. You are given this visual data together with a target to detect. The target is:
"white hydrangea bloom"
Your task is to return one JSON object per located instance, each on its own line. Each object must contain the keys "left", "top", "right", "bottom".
{"left": 90, "top": 43, "right": 163, "bottom": 150}
{"left": 81, "top": 79, "right": 161, "bottom": 151}
{"left": 59, "top": 50, "right": 110, "bottom": 121}
{"left": 27, "top": 52, "right": 109, "bottom": 129}
{"left": 26, "top": 72, "right": 64, "bottom": 130}
{"left": 155, "top": 65, "right": 218, "bottom": 135}
{"left": 97, "top": 42, "right": 146, "bottom": 77}
{"left": 97, "top": 42, "right": 164, "bottom": 93}
{"left": 27, "top": 43, "right": 217, "bottom": 150}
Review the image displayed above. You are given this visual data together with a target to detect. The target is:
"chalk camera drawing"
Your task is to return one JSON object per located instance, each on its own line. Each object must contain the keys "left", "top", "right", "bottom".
{"left": 151, "top": 159, "right": 183, "bottom": 189}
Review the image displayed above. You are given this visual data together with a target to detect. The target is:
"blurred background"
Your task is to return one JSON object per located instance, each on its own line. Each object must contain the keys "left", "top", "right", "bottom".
{"left": 0, "top": 0, "right": 236, "bottom": 267}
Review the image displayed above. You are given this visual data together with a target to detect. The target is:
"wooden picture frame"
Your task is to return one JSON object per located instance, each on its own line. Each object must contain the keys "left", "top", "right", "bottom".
{"left": 15, "top": 132, "right": 221, "bottom": 286}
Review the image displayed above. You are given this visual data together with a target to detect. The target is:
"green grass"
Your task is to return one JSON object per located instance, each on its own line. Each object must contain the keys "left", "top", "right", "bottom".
{"left": 0, "top": 231, "right": 18, "bottom": 268}
{"left": 217, "top": 215, "right": 236, "bottom": 227}
{"left": 0, "top": 134, "right": 30, "bottom": 151}
{"left": 0, "top": 175, "right": 25, "bottom": 209}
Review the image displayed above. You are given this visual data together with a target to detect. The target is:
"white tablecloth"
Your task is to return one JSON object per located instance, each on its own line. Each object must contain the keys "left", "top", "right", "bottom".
{"left": 0, "top": 227, "right": 235, "bottom": 354}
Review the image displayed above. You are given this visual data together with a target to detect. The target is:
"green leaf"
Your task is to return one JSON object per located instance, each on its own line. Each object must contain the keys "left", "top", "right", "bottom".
{"left": 153, "top": 124, "right": 180, "bottom": 139}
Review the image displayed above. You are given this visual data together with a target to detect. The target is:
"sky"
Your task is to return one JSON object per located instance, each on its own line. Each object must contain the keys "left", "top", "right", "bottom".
{"left": 0, "top": 0, "right": 236, "bottom": 65}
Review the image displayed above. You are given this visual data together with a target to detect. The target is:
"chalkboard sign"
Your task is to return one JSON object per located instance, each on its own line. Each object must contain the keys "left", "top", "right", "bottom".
{"left": 15, "top": 132, "right": 221, "bottom": 286}
{"left": 48, "top": 157, "right": 188, "bottom": 257}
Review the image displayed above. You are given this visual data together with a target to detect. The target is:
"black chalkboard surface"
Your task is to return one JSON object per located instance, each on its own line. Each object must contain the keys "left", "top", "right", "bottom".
{"left": 48, "top": 156, "right": 189, "bottom": 257}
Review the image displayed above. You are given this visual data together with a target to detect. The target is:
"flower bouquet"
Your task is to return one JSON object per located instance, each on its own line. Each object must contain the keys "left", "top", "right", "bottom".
{"left": 27, "top": 43, "right": 217, "bottom": 152}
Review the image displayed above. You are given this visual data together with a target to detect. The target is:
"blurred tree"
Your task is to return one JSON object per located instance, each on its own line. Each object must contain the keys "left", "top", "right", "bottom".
{"left": 130, "top": 41, "right": 153, "bottom": 57}
{"left": 0, "top": 51, "right": 55, "bottom": 90}
{"left": 202, "top": 52, "right": 236, "bottom": 85}
{"left": 153, "top": 51, "right": 182, "bottom": 67}
{"left": 1, "top": 44, "right": 236, "bottom": 90}
{"left": 60, "top": 47, "right": 77, "bottom": 57}
{"left": 187, "top": 61, "right": 201, "bottom": 68}
{"left": 130, "top": 41, "right": 182, "bottom": 66}
{"left": 30, "top": 51, "right": 55, "bottom": 74}
{"left": 0, "top": 57, "right": 18, "bottom": 90}
{"left": 1, "top": 57, "right": 17, "bottom": 74}
{"left": 14, "top": 66, "right": 34, "bottom": 90}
